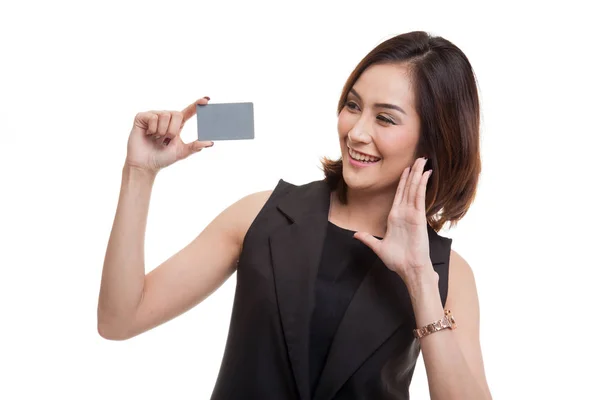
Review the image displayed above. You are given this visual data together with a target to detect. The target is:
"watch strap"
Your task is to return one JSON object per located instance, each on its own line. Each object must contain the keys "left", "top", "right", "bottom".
{"left": 413, "top": 310, "right": 457, "bottom": 339}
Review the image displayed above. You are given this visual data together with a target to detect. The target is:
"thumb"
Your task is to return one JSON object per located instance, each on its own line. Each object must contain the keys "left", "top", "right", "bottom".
{"left": 182, "top": 140, "right": 213, "bottom": 159}
{"left": 354, "top": 232, "right": 382, "bottom": 254}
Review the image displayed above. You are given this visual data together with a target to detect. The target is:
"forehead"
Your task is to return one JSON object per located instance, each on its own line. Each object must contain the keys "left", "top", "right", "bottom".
{"left": 351, "top": 63, "right": 415, "bottom": 107}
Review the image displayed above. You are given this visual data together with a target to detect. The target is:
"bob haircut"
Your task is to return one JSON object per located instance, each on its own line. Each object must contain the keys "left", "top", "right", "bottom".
{"left": 321, "top": 31, "right": 481, "bottom": 232}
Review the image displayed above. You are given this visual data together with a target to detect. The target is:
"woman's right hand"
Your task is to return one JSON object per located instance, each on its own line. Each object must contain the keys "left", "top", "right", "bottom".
{"left": 125, "top": 97, "right": 215, "bottom": 173}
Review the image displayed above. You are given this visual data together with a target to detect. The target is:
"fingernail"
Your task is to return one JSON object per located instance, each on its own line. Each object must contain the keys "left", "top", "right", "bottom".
{"left": 203, "top": 96, "right": 211, "bottom": 100}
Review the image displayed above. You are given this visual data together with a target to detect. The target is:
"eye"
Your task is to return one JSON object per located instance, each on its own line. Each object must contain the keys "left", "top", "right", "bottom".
{"left": 377, "top": 115, "right": 396, "bottom": 125}
{"left": 345, "top": 101, "right": 360, "bottom": 111}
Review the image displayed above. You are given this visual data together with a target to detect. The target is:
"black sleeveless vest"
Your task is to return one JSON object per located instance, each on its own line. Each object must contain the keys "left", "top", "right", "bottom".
{"left": 210, "top": 179, "right": 452, "bottom": 400}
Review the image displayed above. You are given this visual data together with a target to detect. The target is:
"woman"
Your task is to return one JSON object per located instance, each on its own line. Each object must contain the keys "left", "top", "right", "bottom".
{"left": 98, "top": 31, "right": 492, "bottom": 399}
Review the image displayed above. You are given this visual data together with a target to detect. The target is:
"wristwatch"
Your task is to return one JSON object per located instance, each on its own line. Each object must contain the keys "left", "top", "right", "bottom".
{"left": 413, "top": 310, "right": 457, "bottom": 339}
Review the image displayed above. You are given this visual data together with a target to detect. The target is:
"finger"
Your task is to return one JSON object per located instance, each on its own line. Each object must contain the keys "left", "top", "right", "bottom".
{"left": 353, "top": 232, "right": 382, "bottom": 254}
{"left": 167, "top": 111, "right": 184, "bottom": 139}
{"left": 392, "top": 167, "right": 410, "bottom": 208}
{"left": 415, "top": 169, "right": 432, "bottom": 212}
{"left": 147, "top": 113, "right": 159, "bottom": 135}
{"left": 406, "top": 157, "right": 427, "bottom": 206}
{"left": 156, "top": 112, "right": 171, "bottom": 136}
{"left": 180, "top": 140, "right": 214, "bottom": 159}
{"left": 134, "top": 112, "right": 159, "bottom": 134}
{"left": 181, "top": 96, "right": 210, "bottom": 124}
{"left": 400, "top": 159, "right": 417, "bottom": 204}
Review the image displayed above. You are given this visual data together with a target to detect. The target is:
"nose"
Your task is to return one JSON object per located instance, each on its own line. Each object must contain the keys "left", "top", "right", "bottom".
{"left": 347, "top": 117, "right": 372, "bottom": 145}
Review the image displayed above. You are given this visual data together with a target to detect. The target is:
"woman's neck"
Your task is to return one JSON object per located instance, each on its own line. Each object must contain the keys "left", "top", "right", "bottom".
{"left": 329, "top": 185, "right": 395, "bottom": 238}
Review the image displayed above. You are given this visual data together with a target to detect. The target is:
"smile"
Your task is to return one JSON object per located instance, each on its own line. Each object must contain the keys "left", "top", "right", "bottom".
{"left": 348, "top": 147, "right": 381, "bottom": 164}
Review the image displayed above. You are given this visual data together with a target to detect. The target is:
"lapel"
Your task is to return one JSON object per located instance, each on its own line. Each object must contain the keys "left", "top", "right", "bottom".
{"left": 269, "top": 180, "right": 448, "bottom": 400}
{"left": 269, "top": 180, "right": 331, "bottom": 400}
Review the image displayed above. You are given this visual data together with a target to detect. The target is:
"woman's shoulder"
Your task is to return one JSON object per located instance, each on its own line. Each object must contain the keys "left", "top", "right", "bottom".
{"left": 229, "top": 189, "right": 274, "bottom": 234}
{"left": 228, "top": 179, "right": 294, "bottom": 235}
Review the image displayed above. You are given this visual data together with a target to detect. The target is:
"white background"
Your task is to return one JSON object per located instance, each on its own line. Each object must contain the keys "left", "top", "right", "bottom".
{"left": 1, "top": 0, "right": 598, "bottom": 399}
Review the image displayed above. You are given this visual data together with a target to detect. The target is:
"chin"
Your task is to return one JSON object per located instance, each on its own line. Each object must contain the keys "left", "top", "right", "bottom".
{"left": 343, "top": 174, "right": 376, "bottom": 192}
{"left": 342, "top": 158, "right": 399, "bottom": 196}
{"left": 341, "top": 157, "right": 376, "bottom": 191}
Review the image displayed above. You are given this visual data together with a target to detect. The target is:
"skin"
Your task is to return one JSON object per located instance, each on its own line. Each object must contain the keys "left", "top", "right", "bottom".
{"left": 98, "top": 63, "right": 492, "bottom": 399}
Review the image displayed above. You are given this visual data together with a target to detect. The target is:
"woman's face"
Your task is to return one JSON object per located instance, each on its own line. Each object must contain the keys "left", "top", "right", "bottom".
{"left": 337, "top": 63, "right": 422, "bottom": 193}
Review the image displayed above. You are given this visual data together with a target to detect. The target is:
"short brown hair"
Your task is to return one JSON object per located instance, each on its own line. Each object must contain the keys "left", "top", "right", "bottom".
{"left": 321, "top": 31, "right": 481, "bottom": 232}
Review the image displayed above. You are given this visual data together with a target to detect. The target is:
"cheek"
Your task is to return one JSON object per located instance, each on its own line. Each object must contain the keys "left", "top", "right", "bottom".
{"left": 337, "top": 111, "right": 353, "bottom": 138}
{"left": 378, "top": 129, "right": 420, "bottom": 160}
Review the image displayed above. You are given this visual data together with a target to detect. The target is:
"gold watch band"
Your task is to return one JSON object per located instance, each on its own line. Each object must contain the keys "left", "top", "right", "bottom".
{"left": 413, "top": 310, "right": 457, "bottom": 339}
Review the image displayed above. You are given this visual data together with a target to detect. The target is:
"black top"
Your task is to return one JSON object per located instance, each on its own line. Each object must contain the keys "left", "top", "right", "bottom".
{"left": 209, "top": 179, "right": 453, "bottom": 400}
{"left": 309, "top": 222, "right": 379, "bottom": 396}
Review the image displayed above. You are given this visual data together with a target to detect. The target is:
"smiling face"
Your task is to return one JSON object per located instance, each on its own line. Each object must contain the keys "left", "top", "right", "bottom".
{"left": 337, "top": 63, "right": 422, "bottom": 193}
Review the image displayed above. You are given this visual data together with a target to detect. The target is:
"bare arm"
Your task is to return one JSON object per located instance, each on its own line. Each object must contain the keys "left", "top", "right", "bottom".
{"left": 97, "top": 165, "right": 155, "bottom": 339}
{"left": 412, "top": 251, "right": 493, "bottom": 399}
{"left": 98, "top": 98, "right": 273, "bottom": 340}
{"left": 97, "top": 163, "right": 272, "bottom": 340}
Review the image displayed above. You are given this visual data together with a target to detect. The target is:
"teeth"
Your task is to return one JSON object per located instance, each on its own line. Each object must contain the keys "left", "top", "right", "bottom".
{"left": 349, "top": 147, "right": 380, "bottom": 163}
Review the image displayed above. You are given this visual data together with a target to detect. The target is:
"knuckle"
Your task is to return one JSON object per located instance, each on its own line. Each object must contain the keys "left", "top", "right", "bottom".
{"left": 169, "top": 113, "right": 184, "bottom": 134}
{"left": 136, "top": 112, "right": 150, "bottom": 122}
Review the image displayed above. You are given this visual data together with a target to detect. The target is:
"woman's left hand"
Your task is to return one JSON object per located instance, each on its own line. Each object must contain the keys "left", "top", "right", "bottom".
{"left": 354, "top": 157, "right": 434, "bottom": 282}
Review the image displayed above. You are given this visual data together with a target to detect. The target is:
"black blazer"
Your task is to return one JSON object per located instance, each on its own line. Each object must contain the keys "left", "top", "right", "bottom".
{"left": 210, "top": 179, "right": 452, "bottom": 400}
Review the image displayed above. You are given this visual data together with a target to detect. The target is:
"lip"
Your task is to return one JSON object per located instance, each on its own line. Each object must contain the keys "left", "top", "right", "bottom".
{"left": 348, "top": 156, "right": 378, "bottom": 168}
{"left": 348, "top": 146, "right": 380, "bottom": 159}
{"left": 346, "top": 147, "right": 381, "bottom": 168}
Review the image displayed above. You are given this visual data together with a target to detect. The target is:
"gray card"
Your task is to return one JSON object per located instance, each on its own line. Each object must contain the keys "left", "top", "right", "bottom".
{"left": 196, "top": 102, "right": 255, "bottom": 141}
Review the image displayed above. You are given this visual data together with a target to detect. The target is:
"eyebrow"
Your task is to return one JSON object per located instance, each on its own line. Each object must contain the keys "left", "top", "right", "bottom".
{"left": 349, "top": 88, "right": 407, "bottom": 115}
